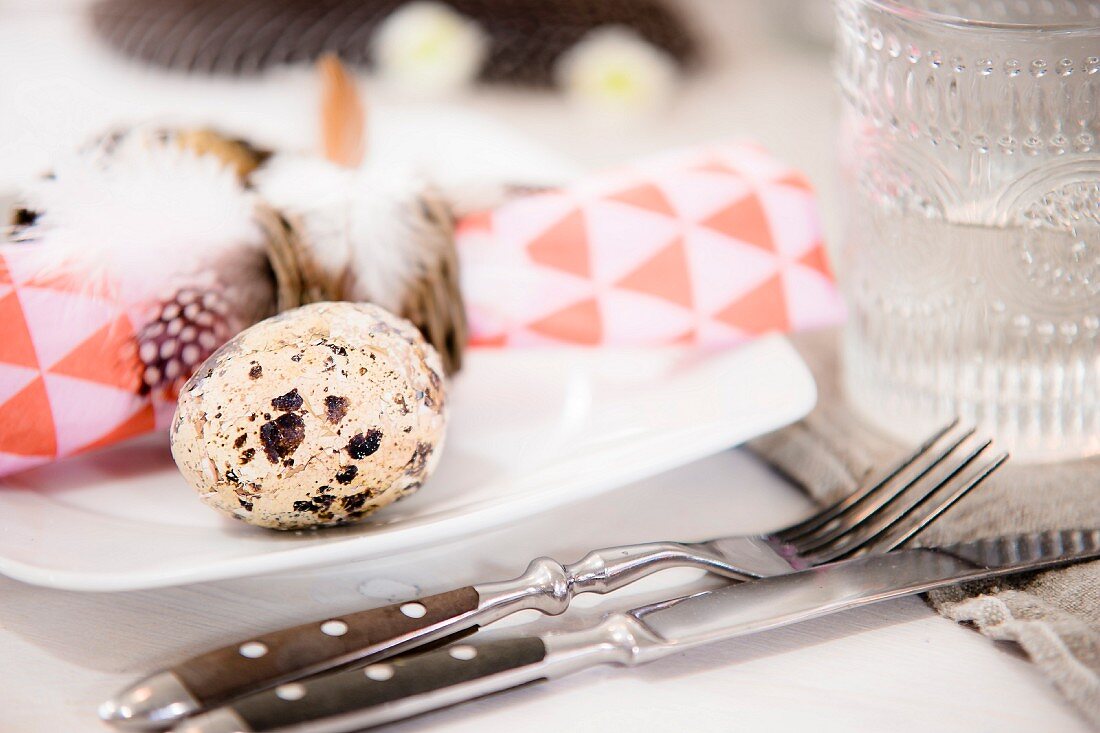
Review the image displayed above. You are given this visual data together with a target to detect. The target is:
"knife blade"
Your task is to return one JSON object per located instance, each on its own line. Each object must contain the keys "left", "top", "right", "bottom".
{"left": 172, "top": 528, "right": 1100, "bottom": 733}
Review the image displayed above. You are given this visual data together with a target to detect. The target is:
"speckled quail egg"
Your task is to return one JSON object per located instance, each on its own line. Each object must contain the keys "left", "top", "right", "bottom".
{"left": 171, "top": 301, "right": 447, "bottom": 529}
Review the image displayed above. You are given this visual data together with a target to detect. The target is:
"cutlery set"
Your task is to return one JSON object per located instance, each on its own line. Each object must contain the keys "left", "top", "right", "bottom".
{"left": 101, "top": 423, "right": 1099, "bottom": 732}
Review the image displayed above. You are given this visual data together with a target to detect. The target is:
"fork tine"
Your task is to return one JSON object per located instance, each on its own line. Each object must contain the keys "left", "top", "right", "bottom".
{"left": 785, "top": 424, "right": 976, "bottom": 552}
{"left": 777, "top": 419, "right": 960, "bottom": 543}
{"left": 866, "top": 450, "right": 1009, "bottom": 554}
{"left": 803, "top": 439, "right": 999, "bottom": 565}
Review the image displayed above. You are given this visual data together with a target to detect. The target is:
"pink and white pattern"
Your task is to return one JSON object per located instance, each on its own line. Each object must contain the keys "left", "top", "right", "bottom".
{"left": 456, "top": 141, "right": 844, "bottom": 348}
{"left": 0, "top": 247, "right": 174, "bottom": 478}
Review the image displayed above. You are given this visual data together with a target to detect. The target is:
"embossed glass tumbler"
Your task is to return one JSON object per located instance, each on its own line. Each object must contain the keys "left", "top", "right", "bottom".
{"left": 835, "top": 0, "right": 1100, "bottom": 461}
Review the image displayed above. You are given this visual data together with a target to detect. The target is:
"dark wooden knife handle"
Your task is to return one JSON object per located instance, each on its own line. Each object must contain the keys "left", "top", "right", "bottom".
{"left": 173, "top": 586, "right": 480, "bottom": 708}
{"left": 228, "top": 636, "right": 548, "bottom": 732}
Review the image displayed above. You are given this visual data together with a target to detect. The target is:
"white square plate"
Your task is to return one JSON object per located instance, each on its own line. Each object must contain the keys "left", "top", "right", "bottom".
{"left": 0, "top": 336, "right": 814, "bottom": 591}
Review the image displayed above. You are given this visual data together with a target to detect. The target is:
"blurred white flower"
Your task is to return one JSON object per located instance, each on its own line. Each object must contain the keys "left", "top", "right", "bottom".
{"left": 556, "top": 27, "right": 679, "bottom": 117}
{"left": 372, "top": 2, "right": 488, "bottom": 97}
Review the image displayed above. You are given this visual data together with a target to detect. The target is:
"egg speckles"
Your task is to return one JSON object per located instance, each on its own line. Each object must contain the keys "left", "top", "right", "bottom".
{"left": 171, "top": 302, "right": 447, "bottom": 530}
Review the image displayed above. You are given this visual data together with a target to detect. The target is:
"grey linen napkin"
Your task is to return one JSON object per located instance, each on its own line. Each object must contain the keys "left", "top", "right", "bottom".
{"left": 747, "top": 329, "right": 1100, "bottom": 727}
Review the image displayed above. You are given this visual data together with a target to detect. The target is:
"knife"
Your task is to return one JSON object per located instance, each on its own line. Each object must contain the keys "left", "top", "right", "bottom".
{"left": 171, "top": 528, "right": 1099, "bottom": 733}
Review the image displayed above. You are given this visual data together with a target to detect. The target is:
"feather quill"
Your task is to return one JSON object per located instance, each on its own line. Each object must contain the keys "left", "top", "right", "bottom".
{"left": 319, "top": 54, "right": 367, "bottom": 168}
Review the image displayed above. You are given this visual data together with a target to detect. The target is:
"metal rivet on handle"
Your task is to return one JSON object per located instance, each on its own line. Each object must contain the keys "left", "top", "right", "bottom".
{"left": 239, "top": 642, "right": 268, "bottom": 659}
{"left": 400, "top": 602, "right": 426, "bottom": 619}
{"left": 275, "top": 683, "right": 306, "bottom": 701}
{"left": 449, "top": 645, "right": 477, "bottom": 661}
{"left": 321, "top": 620, "right": 349, "bottom": 636}
{"left": 365, "top": 664, "right": 395, "bottom": 681}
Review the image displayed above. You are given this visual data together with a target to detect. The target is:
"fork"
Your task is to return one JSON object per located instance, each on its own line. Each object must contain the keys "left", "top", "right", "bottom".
{"left": 101, "top": 420, "right": 1006, "bottom": 730}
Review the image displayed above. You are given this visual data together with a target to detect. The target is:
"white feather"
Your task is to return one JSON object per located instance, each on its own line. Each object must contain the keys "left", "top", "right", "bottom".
{"left": 18, "top": 132, "right": 264, "bottom": 306}
{"left": 253, "top": 154, "right": 431, "bottom": 313}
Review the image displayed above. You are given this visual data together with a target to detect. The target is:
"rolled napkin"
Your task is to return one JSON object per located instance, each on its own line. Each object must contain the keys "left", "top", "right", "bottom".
{"left": 0, "top": 246, "right": 167, "bottom": 476}
{"left": 456, "top": 142, "right": 839, "bottom": 347}
{"left": 0, "top": 140, "right": 843, "bottom": 478}
{"left": 748, "top": 329, "right": 1100, "bottom": 728}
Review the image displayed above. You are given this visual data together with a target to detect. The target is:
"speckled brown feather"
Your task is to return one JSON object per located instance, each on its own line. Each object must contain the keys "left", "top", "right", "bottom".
{"left": 399, "top": 190, "right": 467, "bottom": 374}
{"left": 175, "top": 129, "right": 271, "bottom": 180}
{"left": 256, "top": 202, "right": 347, "bottom": 312}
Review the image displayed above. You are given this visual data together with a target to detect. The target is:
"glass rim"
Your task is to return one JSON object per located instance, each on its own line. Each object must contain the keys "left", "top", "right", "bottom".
{"left": 862, "top": 0, "right": 1100, "bottom": 34}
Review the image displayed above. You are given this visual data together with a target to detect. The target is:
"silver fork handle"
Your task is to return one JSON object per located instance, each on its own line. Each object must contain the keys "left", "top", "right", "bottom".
{"left": 476, "top": 540, "right": 757, "bottom": 613}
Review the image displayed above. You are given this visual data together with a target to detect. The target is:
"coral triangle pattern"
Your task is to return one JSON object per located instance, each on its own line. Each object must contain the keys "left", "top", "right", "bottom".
{"left": 457, "top": 142, "right": 843, "bottom": 348}
{"left": 0, "top": 291, "right": 40, "bottom": 369}
{"left": 0, "top": 377, "right": 57, "bottom": 457}
{"left": 528, "top": 298, "right": 602, "bottom": 345}
{"left": 616, "top": 240, "right": 693, "bottom": 309}
{"left": 526, "top": 209, "right": 591, "bottom": 278}
{"left": 713, "top": 275, "right": 789, "bottom": 334}
{"left": 606, "top": 183, "right": 678, "bottom": 217}
{"left": 700, "top": 194, "right": 774, "bottom": 253}
{"left": 0, "top": 247, "right": 166, "bottom": 477}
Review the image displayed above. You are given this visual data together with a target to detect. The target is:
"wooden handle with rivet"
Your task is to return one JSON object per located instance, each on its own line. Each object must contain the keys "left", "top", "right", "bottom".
{"left": 174, "top": 586, "right": 481, "bottom": 709}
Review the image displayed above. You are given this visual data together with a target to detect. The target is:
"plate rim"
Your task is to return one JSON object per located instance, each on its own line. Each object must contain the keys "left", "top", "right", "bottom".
{"left": 0, "top": 336, "right": 816, "bottom": 591}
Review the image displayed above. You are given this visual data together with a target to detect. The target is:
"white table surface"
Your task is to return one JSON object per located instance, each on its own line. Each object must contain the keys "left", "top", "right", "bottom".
{"left": 0, "top": 2, "right": 1090, "bottom": 731}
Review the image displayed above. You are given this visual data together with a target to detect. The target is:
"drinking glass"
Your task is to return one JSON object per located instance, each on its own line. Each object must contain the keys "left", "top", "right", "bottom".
{"left": 834, "top": 0, "right": 1100, "bottom": 461}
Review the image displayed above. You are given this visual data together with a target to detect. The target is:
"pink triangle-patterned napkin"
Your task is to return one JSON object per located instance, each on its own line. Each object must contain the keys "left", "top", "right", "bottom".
{"left": 0, "top": 249, "right": 171, "bottom": 476}
{"left": 457, "top": 142, "right": 843, "bottom": 347}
